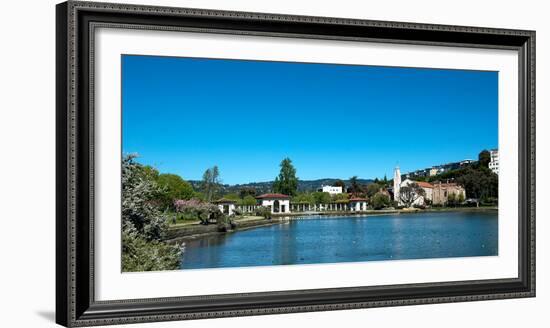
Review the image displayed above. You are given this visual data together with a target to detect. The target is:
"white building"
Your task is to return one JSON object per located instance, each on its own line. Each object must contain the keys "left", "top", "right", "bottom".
{"left": 489, "top": 149, "right": 499, "bottom": 174}
{"left": 256, "top": 193, "right": 291, "bottom": 214}
{"left": 393, "top": 166, "right": 401, "bottom": 202}
{"left": 320, "top": 185, "right": 343, "bottom": 195}
{"left": 213, "top": 199, "right": 237, "bottom": 216}
{"left": 349, "top": 197, "right": 368, "bottom": 211}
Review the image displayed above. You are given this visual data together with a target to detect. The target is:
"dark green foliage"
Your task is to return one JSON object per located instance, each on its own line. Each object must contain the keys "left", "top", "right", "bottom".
{"left": 371, "top": 192, "right": 391, "bottom": 210}
{"left": 348, "top": 176, "right": 364, "bottom": 195}
{"left": 478, "top": 149, "right": 491, "bottom": 168}
{"left": 239, "top": 187, "right": 256, "bottom": 198}
{"left": 272, "top": 158, "right": 299, "bottom": 196}
{"left": 312, "top": 192, "right": 332, "bottom": 204}
{"left": 429, "top": 165, "right": 498, "bottom": 200}
{"left": 333, "top": 179, "right": 346, "bottom": 192}
{"left": 366, "top": 183, "right": 381, "bottom": 198}
{"left": 457, "top": 167, "right": 498, "bottom": 200}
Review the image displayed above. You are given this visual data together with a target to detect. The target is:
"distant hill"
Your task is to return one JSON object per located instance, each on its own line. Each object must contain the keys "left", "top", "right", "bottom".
{"left": 188, "top": 178, "right": 374, "bottom": 195}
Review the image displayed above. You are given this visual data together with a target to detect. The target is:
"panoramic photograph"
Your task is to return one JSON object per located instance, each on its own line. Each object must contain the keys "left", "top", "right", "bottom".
{"left": 121, "top": 54, "right": 499, "bottom": 272}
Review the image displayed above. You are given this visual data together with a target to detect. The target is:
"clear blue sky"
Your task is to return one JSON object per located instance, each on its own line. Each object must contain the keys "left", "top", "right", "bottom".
{"left": 122, "top": 55, "right": 498, "bottom": 185}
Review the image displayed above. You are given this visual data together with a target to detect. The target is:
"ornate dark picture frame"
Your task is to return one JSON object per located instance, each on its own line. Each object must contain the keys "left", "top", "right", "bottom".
{"left": 56, "top": 1, "right": 535, "bottom": 326}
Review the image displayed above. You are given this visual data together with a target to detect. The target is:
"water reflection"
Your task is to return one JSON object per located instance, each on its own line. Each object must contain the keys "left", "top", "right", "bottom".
{"left": 180, "top": 211, "right": 498, "bottom": 270}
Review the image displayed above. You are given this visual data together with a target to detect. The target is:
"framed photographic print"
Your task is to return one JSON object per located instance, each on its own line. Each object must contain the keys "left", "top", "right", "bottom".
{"left": 56, "top": 1, "right": 535, "bottom": 326}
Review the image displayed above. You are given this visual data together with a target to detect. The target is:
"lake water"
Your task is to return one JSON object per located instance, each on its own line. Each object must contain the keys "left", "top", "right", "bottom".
{"left": 179, "top": 211, "right": 498, "bottom": 270}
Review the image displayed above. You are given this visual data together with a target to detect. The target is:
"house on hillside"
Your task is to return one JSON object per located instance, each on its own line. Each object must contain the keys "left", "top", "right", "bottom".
{"left": 489, "top": 149, "right": 499, "bottom": 174}
{"left": 318, "top": 185, "right": 343, "bottom": 195}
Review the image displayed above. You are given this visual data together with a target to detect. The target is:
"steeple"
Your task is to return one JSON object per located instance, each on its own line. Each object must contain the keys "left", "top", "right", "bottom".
{"left": 393, "top": 166, "right": 401, "bottom": 201}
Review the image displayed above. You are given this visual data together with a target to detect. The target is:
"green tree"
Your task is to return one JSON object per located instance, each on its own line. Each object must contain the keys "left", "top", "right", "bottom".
{"left": 240, "top": 195, "right": 257, "bottom": 206}
{"left": 332, "top": 193, "right": 349, "bottom": 202}
{"left": 312, "top": 192, "right": 332, "bottom": 204}
{"left": 201, "top": 166, "right": 221, "bottom": 201}
{"left": 141, "top": 165, "right": 160, "bottom": 180}
{"left": 454, "top": 167, "right": 498, "bottom": 200}
{"left": 366, "top": 183, "right": 381, "bottom": 198}
{"left": 371, "top": 192, "right": 390, "bottom": 210}
{"left": 272, "top": 157, "right": 299, "bottom": 196}
{"left": 333, "top": 179, "right": 346, "bottom": 192}
{"left": 293, "top": 192, "right": 315, "bottom": 204}
{"left": 478, "top": 150, "right": 491, "bottom": 168}
{"left": 348, "top": 176, "right": 363, "bottom": 195}
{"left": 156, "top": 173, "right": 194, "bottom": 209}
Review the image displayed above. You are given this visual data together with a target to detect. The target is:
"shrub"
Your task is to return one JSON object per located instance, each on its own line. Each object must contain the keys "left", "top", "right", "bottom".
{"left": 122, "top": 225, "right": 182, "bottom": 272}
{"left": 174, "top": 199, "right": 224, "bottom": 225}
{"left": 371, "top": 192, "right": 390, "bottom": 210}
{"left": 255, "top": 206, "right": 272, "bottom": 219}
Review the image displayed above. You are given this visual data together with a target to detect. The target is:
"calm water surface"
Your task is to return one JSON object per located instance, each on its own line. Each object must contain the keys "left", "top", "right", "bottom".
{"left": 179, "top": 211, "right": 498, "bottom": 269}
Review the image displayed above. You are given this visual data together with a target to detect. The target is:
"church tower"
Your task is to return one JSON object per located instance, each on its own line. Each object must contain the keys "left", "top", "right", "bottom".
{"left": 393, "top": 166, "right": 401, "bottom": 202}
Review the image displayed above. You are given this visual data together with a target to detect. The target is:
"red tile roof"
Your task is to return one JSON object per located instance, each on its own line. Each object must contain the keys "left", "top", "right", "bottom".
{"left": 349, "top": 197, "right": 368, "bottom": 202}
{"left": 256, "top": 193, "right": 290, "bottom": 199}
{"left": 416, "top": 181, "right": 434, "bottom": 188}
